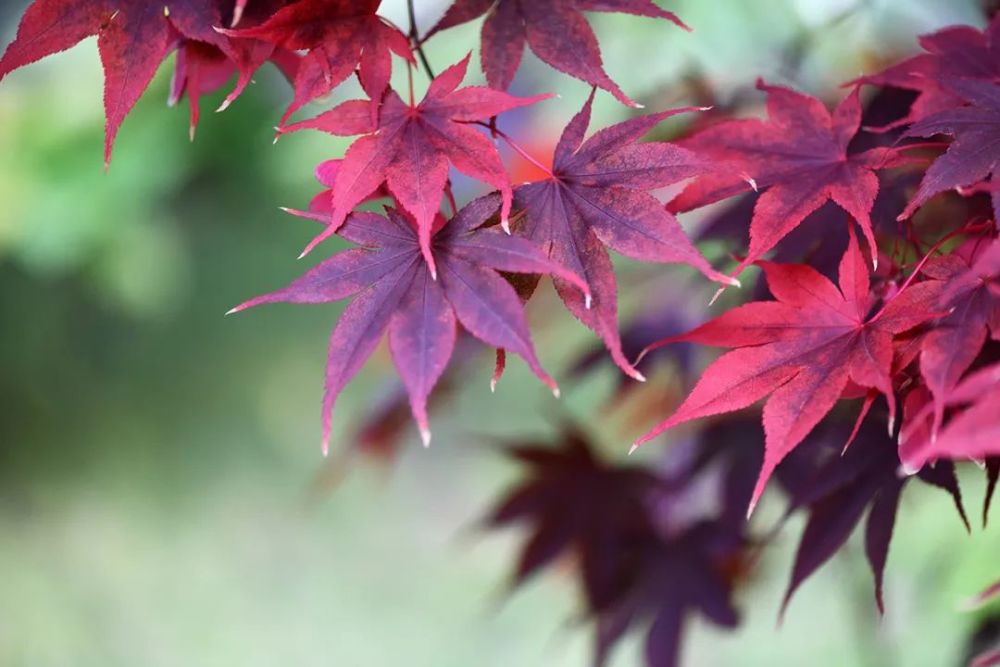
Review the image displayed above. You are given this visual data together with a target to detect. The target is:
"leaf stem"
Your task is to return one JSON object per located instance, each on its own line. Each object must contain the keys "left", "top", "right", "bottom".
{"left": 406, "top": 0, "right": 436, "bottom": 80}
{"left": 870, "top": 220, "right": 994, "bottom": 323}
{"left": 471, "top": 121, "right": 554, "bottom": 178}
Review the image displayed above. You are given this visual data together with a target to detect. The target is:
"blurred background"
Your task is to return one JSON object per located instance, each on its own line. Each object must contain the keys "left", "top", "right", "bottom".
{"left": 1, "top": 0, "right": 998, "bottom": 665}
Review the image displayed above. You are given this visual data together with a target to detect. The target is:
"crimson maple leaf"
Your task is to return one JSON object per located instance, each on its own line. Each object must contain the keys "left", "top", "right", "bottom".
{"left": 424, "top": 0, "right": 687, "bottom": 107}
{"left": 633, "top": 230, "right": 942, "bottom": 514}
{"left": 898, "top": 78, "right": 1000, "bottom": 221}
{"left": 918, "top": 239, "right": 1000, "bottom": 434}
{"left": 229, "top": 195, "right": 587, "bottom": 452}
{"left": 283, "top": 54, "right": 550, "bottom": 276}
{"left": 900, "top": 362, "right": 1000, "bottom": 472}
{"left": 0, "top": 0, "right": 278, "bottom": 164}
{"left": 221, "top": 0, "right": 412, "bottom": 125}
{"left": 511, "top": 92, "right": 736, "bottom": 379}
{"left": 169, "top": 29, "right": 298, "bottom": 141}
{"left": 670, "top": 82, "right": 900, "bottom": 276}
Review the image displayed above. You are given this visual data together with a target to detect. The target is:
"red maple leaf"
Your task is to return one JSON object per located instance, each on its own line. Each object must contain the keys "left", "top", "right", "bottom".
{"left": 901, "top": 362, "right": 1000, "bottom": 472}
{"left": 633, "top": 229, "right": 942, "bottom": 515}
{"left": 229, "top": 194, "right": 587, "bottom": 452}
{"left": 671, "top": 82, "right": 900, "bottom": 276}
{"left": 283, "top": 54, "right": 551, "bottom": 277}
{"left": 0, "top": 0, "right": 279, "bottom": 164}
{"left": 898, "top": 77, "right": 1000, "bottom": 221}
{"left": 424, "top": 0, "right": 687, "bottom": 107}
{"left": 511, "top": 92, "right": 736, "bottom": 379}
{"left": 918, "top": 238, "right": 1000, "bottom": 434}
{"left": 222, "top": 0, "right": 412, "bottom": 126}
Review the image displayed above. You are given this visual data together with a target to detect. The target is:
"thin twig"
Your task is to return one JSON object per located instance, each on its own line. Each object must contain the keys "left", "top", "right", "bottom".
{"left": 406, "top": 0, "right": 436, "bottom": 80}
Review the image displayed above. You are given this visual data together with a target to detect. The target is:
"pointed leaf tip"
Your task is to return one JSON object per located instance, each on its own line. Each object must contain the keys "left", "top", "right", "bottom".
{"left": 628, "top": 442, "right": 640, "bottom": 456}
{"left": 420, "top": 427, "right": 432, "bottom": 448}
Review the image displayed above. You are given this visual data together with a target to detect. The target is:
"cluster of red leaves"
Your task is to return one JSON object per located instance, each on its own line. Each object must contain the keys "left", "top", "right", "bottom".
{"left": 4, "top": 2, "right": 1000, "bottom": 666}
{"left": 632, "top": 14, "right": 1000, "bottom": 516}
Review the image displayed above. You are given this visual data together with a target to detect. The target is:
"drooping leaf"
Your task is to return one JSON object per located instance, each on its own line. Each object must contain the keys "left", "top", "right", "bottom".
{"left": 512, "top": 92, "right": 735, "bottom": 378}
{"left": 901, "top": 362, "right": 1000, "bottom": 471}
{"left": 634, "top": 229, "right": 944, "bottom": 514}
{"left": 670, "top": 82, "right": 903, "bottom": 276}
{"left": 283, "top": 55, "right": 551, "bottom": 275}
{"left": 919, "top": 239, "right": 1000, "bottom": 434}
{"left": 424, "top": 0, "right": 687, "bottom": 106}
{"left": 230, "top": 194, "right": 586, "bottom": 452}
{"left": 778, "top": 413, "right": 968, "bottom": 615}
{"left": 0, "top": 0, "right": 284, "bottom": 163}
{"left": 899, "top": 78, "right": 1000, "bottom": 221}
{"left": 221, "top": 0, "right": 413, "bottom": 124}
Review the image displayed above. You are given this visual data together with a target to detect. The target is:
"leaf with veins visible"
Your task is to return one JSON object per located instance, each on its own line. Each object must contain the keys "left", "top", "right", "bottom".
{"left": 634, "top": 230, "right": 943, "bottom": 515}
{"left": 511, "top": 92, "right": 736, "bottom": 379}
{"left": 899, "top": 77, "right": 1000, "bottom": 221}
{"left": 229, "top": 195, "right": 588, "bottom": 453}
{"left": 671, "top": 82, "right": 903, "bottom": 277}
{"left": 282, "top": 54, "right": 551, "bottom": 277}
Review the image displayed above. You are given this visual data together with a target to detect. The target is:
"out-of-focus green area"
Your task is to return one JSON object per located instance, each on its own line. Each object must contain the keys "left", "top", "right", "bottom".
{"left": 0, "top": 1, "right": 997, "bottom": 665}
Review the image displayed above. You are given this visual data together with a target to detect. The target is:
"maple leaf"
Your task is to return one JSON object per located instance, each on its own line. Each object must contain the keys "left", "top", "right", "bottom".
{"left": 633, "top": 229, "right": 944, "bottom": 515}
{"left": 486, "top": 425, "right": 746, "bottom": 667}
{"left": 900, "top": 362, "right": 1000, "bottom": 472}
{"left": 229, "top": 194, "right": 587, "bottom": 452}
{"left": 511, "top": 92, "right": 736, "bottom": 379}
{"left": 670, "top": 82, "right": 901, "bottom": 276}
{"left": 595, "top": 521, "right": 742, "bottom": 667}
{"left": 169, "top": 25, "right": 298, "bottom": 141}
{"left": 777, "top": 412, "right": 968, "bottom": 615}
{"left": 0, "top": 0, "right": 276, "bottom": 164}
{"left": 424, "top": 0, "right": 687, "bottom": 107}
{"left": 282, "top": 54, "right": 551, "bottom": 276}
{"left": 898, "top": 77, "right": 1000, "bottom": 221}
{"left": 918, "top": 239, "right": 1000, "bottom": 434}
{"left": 221, "top": 0, "right": 412, "bottom": 125}
{"left": 485, "top": 426, "right": 661, "bottom": 611}
{"left": 855, "top": 17, "right": 1000, "bottom": 130}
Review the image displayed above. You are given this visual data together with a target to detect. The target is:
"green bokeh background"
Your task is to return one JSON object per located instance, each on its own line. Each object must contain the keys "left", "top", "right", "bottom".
{"left": 0, "top": 1, "right": 997, "bottom": 665}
